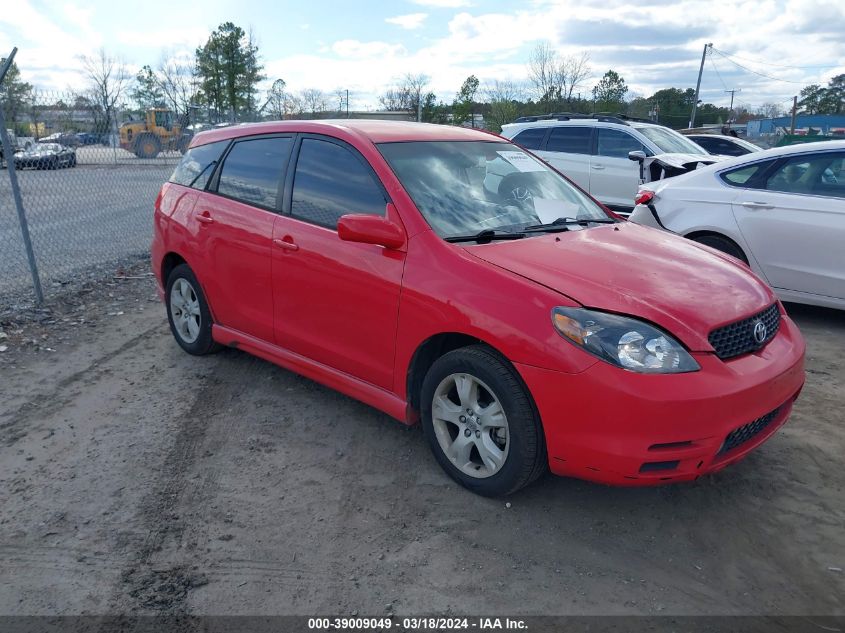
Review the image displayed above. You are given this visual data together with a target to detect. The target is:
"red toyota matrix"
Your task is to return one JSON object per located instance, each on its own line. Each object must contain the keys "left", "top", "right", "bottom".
{"left": 151, "top": 120, "right": 805, "bottom": 496}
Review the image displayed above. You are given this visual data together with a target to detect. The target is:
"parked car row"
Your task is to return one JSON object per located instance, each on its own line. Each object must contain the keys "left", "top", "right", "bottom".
{"left": 151, "top": 120, "right": 806, "bottom": 497}
{"left": 629, "top": 139, "right": 845, "bottom": 310}
{"left": 501, "top": 114, "right": 726, "bottom": 213}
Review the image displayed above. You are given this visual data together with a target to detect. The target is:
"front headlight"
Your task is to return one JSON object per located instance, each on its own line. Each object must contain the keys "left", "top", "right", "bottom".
{"left": 552, "top": 307, "right": 699, "bottom": 373}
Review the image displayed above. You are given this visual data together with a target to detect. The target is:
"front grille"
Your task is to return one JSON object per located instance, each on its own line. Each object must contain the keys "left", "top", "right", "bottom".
{"left": 708, "top": 304, "right": 780, "bottom": 360}
{"left": 718, "top": 406, "right": 781, "bottom": 456}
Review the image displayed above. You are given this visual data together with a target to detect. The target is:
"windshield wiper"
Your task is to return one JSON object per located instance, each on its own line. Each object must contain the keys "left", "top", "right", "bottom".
{"left": 522, "top": 218, "right": 617, "bottom": 233}
{"left": 445, "top": 229, "right": 527, "bottom": 244}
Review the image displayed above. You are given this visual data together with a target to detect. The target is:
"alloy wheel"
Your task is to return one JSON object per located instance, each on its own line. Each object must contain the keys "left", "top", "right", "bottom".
{"left": 431, "top": 372, "right": 510, "bottom": 478}
{"left": 169, "top": 278, "right": 201, "bottom": 344}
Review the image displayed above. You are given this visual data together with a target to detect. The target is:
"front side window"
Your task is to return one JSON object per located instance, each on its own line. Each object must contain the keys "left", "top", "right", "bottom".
{"left": 596, "top": 128, "right": 646, "bottom": 158}
{"left": 291, "top": 138, "right": 387, "bottom": 229}
{"left": 217, "top": 137, "right": 293, "bottom": 208}
{"left": 169, "top": 140, "right": 229, "bottom": 190}
{"left": 378, "top": 140, "right": 609, "bottom": 239}
{"left": 545, "top": 127, "right": 591, "bottom": 154}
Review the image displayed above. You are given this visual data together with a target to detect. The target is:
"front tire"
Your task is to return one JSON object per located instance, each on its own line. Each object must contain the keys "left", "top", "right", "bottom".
{"left": 165, "top": 264, "right": 220, "bottom": 355}
{"left": 420, "top": 345, "right": 546, "bottom": 496}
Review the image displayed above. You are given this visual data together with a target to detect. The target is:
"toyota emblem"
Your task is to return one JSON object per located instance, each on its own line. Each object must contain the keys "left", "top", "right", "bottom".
{"left": 752, "top": 320, "right": 767, "bottom": 344}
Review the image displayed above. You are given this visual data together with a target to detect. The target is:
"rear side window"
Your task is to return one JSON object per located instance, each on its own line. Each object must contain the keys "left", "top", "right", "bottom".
{"left": 291, "top": 138, "right": 386, "bottom": 229}
{"left": 512, "top": 128, "right": 546, "bottom": 150}
{"left": 721, "top": 163, "right": 768, "bottom": 187}
{"left": 596, "top": 129, "right": 645, "bottom": 158}
{"left": 216, "top": 137, "right": 293, "bottom": 209}
{"left": 546, "top": 127, "right": 591, "bottom": 155}
{"left": 169, "top": 140, "right": 228, "bottom": 189}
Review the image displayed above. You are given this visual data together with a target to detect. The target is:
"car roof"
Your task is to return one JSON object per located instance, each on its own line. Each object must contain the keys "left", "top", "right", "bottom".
{"left": 191, "top": 119, "right": 505, "bottom": 146}
{"left": 708, "top": 139, "right": 845, "bottom": 168}
{"left": 687, "top": 134, "right": 743, "bottom": 140}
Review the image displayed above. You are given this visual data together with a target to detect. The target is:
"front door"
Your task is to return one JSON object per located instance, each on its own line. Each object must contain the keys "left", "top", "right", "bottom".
{"left": 731, "top": 150, "right": 845, "bottom": 299}
{"left": 271, "top": 136, "right": 405, "bottom": 390}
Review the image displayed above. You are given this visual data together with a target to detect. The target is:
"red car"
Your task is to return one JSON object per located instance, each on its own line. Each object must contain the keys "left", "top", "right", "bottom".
{"left": 151, "top": 120, "right": 805, "bottom": 496}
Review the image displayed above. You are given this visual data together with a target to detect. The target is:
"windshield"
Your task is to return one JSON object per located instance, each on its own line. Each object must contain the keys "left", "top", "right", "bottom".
{"left": 377, "top": 140, "right": 610, "bottom": 239}
{"left": 636, "top": 126, "right": 709, "bottom": 155}
{"left": 34, "top": 143, "right": 59, "bottom": 152}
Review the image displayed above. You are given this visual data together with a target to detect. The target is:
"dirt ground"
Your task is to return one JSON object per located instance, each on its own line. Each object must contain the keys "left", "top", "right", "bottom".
{"left": 1, "top": 262, "right": 843, "bottom": 617}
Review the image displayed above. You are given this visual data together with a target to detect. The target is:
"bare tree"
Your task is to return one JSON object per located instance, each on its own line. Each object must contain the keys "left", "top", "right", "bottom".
{"left": 263, "top": 79, "right": 287, "bottom": 119}
{"left": 756, "top": 102, "right": 784, "bottom": 119}
{"left": 379, "top": 73, "right": 429, "bottom": 117}
{"left": 483, "top": 79, "right": 525, "bottom": 132}
{"left": 527, "top": 42, "right": 590, "bottom": 112}
{"left": 79, "top": 48, "right": 130, "bottom": 132}
{"left": 158, "top": 51, "right": 197, "bottom": 117}
{"left": 300, "top": 88, "right": 328, "bottom": 116}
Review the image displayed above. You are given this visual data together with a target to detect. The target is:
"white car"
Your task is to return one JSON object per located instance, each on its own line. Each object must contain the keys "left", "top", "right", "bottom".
{"left": 500, "top": 115, "right": 723, "bottom": 214}
{"left": 629, "top": 140, "right": 845, "bottom": 310}
{"left": 686, "top": 134, "right": 763, "bottom": 157}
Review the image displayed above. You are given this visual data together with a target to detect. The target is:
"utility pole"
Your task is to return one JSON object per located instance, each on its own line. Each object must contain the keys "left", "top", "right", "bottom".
{"left": 689, "top": 42, "right": 712, "bottom": 129}
{"left": 790, "top": 96, "right": 798, "bottom": 134}
{"left": 346, "top": 89, "right": 349, "bottom": 118}
{"left": 725, "top": 88, "right": 740, "bottom": 130}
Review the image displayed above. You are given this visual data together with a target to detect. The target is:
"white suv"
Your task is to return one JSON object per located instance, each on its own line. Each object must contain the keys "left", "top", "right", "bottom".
{"left": 500, "top": 115, "right": 718, "bottom": 213}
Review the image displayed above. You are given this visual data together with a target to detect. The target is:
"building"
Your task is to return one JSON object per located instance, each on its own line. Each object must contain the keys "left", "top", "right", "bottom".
{"left": 747, "top": 114, "right": 845, "bottom": 137}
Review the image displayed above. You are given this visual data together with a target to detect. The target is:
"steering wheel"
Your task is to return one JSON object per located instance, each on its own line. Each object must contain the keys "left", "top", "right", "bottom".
{"left": 498, "top": 173, "right": 540, "bottom": 208}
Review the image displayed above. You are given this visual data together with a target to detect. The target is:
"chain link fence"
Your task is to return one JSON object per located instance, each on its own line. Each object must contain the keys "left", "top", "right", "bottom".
{"left": 1, "top": 87, "right": 187, "bottom": 309}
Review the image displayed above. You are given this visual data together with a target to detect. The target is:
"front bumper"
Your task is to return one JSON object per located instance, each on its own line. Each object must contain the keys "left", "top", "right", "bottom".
{"left": 516, "top": 313, "right": 805, "bottom": 486}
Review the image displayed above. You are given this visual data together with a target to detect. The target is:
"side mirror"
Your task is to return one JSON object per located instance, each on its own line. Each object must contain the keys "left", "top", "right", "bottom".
{"left": 628, "top": 150, "right": 647, "bottom": 163}
{"left": 338, "top": 214, "right": 405, "bottom": 250}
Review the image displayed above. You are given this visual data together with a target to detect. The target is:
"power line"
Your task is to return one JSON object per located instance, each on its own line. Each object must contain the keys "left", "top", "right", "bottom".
{"left": 710, "top": 46, "right": 842, "bottom": 70}
{"left": 710, "top": 48, "right": 808, "bottom": 85}
{"left": 708, "top": 53, "right": 729, "bottom": 90}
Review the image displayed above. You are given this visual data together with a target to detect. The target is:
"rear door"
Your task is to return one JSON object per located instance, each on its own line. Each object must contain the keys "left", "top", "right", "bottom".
{"left": 193, "top": 134, "right": 294, "bottom": 342}
{"left": 590, "top": 128, "right": 649, "bottom": 209}
{"left": 731, "top": 150, "right": 845, "bottom": 299}
{"left": 271, "top": 135, "right": 405, "bottom": 390}
{"left": 534, "top": 126, "right": 592, "bottom": 192}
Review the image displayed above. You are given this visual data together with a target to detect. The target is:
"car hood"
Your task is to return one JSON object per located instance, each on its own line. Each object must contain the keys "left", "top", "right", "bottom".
{"left": 646, "top": 152, "right": 727, "bottom": 170}
{"left": 465, "top": 222, "right": 776, "bottom": 351}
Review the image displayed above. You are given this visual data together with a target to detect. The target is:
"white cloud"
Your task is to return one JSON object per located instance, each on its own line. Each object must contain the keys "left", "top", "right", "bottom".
{"left": 385, "top": 13, "right": 428, "bottom": 30}
{"left": 331, "top": 40, "right": 407, "bottom": 59}
{"left": 411, "top": 0, "right": 472, "bottom": 6}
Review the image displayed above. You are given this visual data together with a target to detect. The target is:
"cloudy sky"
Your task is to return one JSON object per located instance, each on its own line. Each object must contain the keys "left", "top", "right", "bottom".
{"left": 1, "top": 0, "right": 844, "bottom": 113}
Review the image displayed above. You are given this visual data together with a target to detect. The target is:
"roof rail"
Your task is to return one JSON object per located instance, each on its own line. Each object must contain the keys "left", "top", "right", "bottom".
{"left": 510, "top": 113, "right": 639, "bottom": 126}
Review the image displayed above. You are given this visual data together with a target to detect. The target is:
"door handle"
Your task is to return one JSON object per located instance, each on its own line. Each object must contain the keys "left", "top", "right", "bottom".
{"left": 196, "top": 211, "right": 214, "bottom": 224}
{"left": 273, "top": 237, "right": 299, "bottom": 252}
{"left": 740, "top": 201, "right": 774, "bottom": 210}
{"left": 591, "top": 164, "right": 605, "bottom": 170}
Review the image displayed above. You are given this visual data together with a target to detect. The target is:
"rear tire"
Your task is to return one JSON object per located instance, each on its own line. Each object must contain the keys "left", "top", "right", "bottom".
{"left": 420, "top": 345, "right": 547, "bottom": 496}
{"left": 690, "top": 234, "right": 748, "bottom": 264}
{"left": 165, "top": 264, "right": 220, "bottom": 356}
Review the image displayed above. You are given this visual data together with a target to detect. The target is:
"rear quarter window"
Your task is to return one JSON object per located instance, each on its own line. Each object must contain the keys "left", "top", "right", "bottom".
{"left": 169, "top": 140, "right": 229, "bottom": 189}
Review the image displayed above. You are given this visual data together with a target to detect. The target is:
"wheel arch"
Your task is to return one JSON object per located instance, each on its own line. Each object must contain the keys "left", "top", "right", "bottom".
{"left": 405, "top": 332, "right": 543, "bottom": 427}
{"left": 160, "top": 252, "right": 219, "bottom": 323}
{"left": 683, "top": 229, "right": 749, "bottom": 264}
